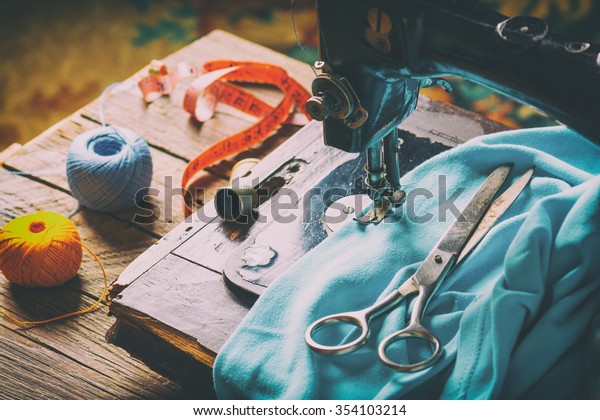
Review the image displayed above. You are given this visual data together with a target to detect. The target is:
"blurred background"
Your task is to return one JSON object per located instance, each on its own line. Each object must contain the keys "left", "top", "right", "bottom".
{"left": 1, "top": 0, "right": 599, "bottom": 151}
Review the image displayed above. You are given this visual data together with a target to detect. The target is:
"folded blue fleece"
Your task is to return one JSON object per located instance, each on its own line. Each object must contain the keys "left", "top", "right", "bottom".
{"left": 214, "top": 126, "right": 600, "bottom": 399}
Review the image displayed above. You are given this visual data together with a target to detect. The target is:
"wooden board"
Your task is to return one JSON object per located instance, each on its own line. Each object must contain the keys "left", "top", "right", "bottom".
{"left": 110, "top": 254, "right": 249, "bottom": 367}
{"left": 106, "top": 320, "right": 216, "bottom": 398}
{"left": 0, "top": 173, "right": 188, "bottom": 399}
{"left": 80, "top": 30, "right": 314, "bottom": 165}
{"left": 2, "top": 115, "right": 223, "bottom": 238}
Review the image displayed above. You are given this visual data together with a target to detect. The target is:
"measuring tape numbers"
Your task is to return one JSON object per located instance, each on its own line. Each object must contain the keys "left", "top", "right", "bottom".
{"left": 139, "top": 59, "right": 312, "bottom": 217}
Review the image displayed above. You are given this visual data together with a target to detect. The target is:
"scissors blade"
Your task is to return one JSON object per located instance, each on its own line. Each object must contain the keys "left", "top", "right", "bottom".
{"left": 412, "top": 164, "right": 512, "bottom": 286}
{"left": 436, "top": 164, "right": 513, "bottom": 255}
{"left": 455, "top": 166, "right": 534, "bottom": 264}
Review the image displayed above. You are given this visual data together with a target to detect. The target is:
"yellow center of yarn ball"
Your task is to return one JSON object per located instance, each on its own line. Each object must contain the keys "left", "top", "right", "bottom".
{"left": 0, "top": 211, "right": 83, "bottom": 287}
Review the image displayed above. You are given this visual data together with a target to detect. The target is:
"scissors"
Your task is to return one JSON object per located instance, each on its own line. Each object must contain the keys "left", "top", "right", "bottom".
{"left": 305, "top": 164, "right": 535, "bottom": 372}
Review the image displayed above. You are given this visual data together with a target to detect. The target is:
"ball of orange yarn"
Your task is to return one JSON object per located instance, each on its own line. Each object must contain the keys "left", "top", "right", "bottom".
{"left": 0, "top": 211, "right": 83, "bottom": 287}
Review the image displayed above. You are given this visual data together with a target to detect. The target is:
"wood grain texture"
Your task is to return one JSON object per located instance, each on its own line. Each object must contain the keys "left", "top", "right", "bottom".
{"left": 2, "top": 115, "right": 225, "bottom": 238}
{"left": 3, "top": 115, "right": 94, "bottom": 187}
{"left": 80, "top": 30, "right": 313, "bottom": 177}
{"left": 110, "top": 254, "right": 249, "bottom": 367}
{"left": 1, "top": 29, "right": 319, "bottom": 399}
{"left": 0, "top": 144, "right": 22, "bottom": 165}
{"left": 0, "top": 172, "right": 188, "bottom": 398}
{"left": 1, "top": 326, "right": 116, "bottom": 399}
{"left": 106, "top": 320, "right": 216, "bottom": 399}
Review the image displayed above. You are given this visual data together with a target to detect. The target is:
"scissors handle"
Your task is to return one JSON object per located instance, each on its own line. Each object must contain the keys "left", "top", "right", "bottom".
{"left": 378, "top": 323, "right": 442, "bottom": 372}
{"left": 375, "top": 276, "right": 442, "bottom": 371}
{"left": 305, "top": 290, "right": 404, "bottom": 355}
{"left": 305, "top": 310, "right": 370, "bottom": 355}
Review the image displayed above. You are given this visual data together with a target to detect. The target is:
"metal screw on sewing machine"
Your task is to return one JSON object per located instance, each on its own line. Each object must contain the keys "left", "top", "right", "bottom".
{"left": 496, "top": 16, "right": 548, "bottom": 47}
{"left": 374, "top": 38, "right": 389, "bottom": 54}
{"left": 389, "top": 189, "right": 406, "bottom": 206}
{"left": 306, "top": 95, "right": 332, "bottom": 121}
{"left": 364, "top": 6, "right": 392, "bottom": 54}
{"left": 307, "top": 74, "right": 353, "bottom": 121}
{"left": 306, "top": 61, "right": 368, "bottom": 129}
{"left": 565, "top": 42, "right": 591, "bottom": 53}
{"left": 434, "top": 255, "right": 443, "bottom": 264}
{"left": 396, "top": 137, "right": 404, "bottom": 153}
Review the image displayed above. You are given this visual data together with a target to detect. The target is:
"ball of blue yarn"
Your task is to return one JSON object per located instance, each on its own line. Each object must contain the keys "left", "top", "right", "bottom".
{"left": 66, "top": 126, "right": 153, "bottom": 212}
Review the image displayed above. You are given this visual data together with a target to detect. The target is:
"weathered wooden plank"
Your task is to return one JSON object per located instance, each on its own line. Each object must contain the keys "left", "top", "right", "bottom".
{"left": 0, "top": 173, "right": 189, "bottom": 398}
{"left": 1, "top": 298, "right": 184, "bottom": 399}
{"left": 2, "top": 116, "right": 226, "bottom": 238}
{"left": 106, "top": 320, "right": 216, "bottom": 399}
{"left": 110, "top": 254, "right": 249, "bottom": 367}
{"left": 0, "top": 144, "right": 22, "bottom": 165}
{"left": 0, "top": 325, "right": 118, "bottom": 399}
{"left": 0, "top": 169, "right": 78, "bottom": 223}
{"left": 173, "top": 121, "right": 353, "bottom": 271}
{"left": 1, "top": 299, "right": 186, "bottom": 398}
{"left": 2, "top": 115, "right": 95, "bottom": 192}
{"left": 80, "top": 30, "right": 314, "bottom": 177}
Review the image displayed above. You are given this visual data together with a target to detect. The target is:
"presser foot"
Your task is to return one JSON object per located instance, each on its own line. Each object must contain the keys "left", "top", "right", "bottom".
{"left": 355, "top": 189, "right": 406, "bottom": 225}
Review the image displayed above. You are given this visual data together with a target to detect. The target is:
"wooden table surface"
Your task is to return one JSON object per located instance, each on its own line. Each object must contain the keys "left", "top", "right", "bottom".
{"left": 0, "top": 30, "right": 508, "bottom": 399}
{"left": 0, "top": 30, "right": 316, "bottom": 399}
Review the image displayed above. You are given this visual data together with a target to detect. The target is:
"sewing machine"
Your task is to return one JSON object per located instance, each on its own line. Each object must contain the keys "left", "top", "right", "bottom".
{"left": 305, "top": 0, "right": 600, "bottom": 223}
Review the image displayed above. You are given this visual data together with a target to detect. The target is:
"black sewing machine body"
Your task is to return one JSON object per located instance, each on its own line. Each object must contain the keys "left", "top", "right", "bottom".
{"left": 310, "top": 0, "right": 600, "bottom": 152}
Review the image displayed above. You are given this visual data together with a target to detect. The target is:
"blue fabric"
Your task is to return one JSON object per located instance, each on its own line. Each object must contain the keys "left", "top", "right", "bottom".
{"left": 213, "top": 126, "right": 600, "bottom": 399}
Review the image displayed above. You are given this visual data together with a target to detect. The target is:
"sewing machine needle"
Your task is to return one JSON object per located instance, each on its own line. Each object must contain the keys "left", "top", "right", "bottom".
{"left": 455, "top": 166, "right": 535, "bottom": 264}
{"left": 355, "top": 199, "right": 392, "bottom": 225}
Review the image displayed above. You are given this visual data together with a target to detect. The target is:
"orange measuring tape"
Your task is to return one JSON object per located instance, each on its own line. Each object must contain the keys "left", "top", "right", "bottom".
{"left": 139, "top": 60, "right": 312, "bottom": 217}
